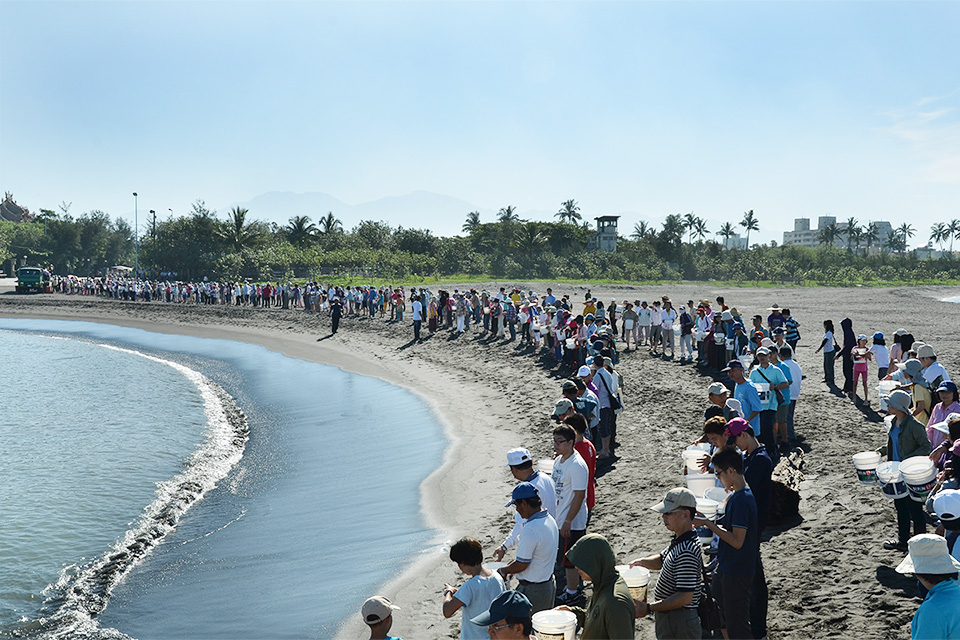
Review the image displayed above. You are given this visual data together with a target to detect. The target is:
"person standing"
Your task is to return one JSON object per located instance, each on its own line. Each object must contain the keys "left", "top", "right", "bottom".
{"left": 631, "top": 488, "right": 703, "bottom": 639}
{"left": 749, "top": 347, "right": 788, "bottom": 464}
{"left": 561, "top": 534, "right": 636, "bottom": 639}
{"left": 621, "top": 303, "right": 640, "bottom": 351}
{"left": 780, "top": 347, "right": 803, "bottom": 445}
{"left": 838, "top": 317, "right": 856, "bottom": 394}
{"left": 724, "top": 360, "right": 763, "bottom": 436}
{"left": 638, "top": 301, "right": 652, "bottom": 347}
{"left": 782, "top": 308, "right": 800, "bottom": 349}
{"left": 442, "top": 538, "right": 505, "bottom": 640}
{"left": 330, "top": 297, "right": 343, "bottom": 335}
{"left": 880, "top": 390, "right": 932, "bottom": 552}
{"left": 694, "top": 448, "right": 759, "bottom": 640}
{"left": 496, "top": 482, "right": 560, "bottom": 614}
{"left": 661, "top": 299, "right": 678, "bottom": 359}
{"left": 871, "top": 332, "right": 891, "bottom": 379}
{"left": 361, "top": 596, "right": 403, "bottom": 640}
{"left": 411, "top": 295, "right": 424, "bottom": 341}
{"left": 815, "top": 319, "right": 837, "bottom": 386}
{"left": 495, "top": 449, "right": 557, "bottom": 559}
{"left": 551, "top": 424, "right": 589, "bottom": 605}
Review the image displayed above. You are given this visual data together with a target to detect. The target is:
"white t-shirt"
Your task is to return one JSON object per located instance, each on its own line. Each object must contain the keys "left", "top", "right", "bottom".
{"left": 870, "top": 345, "right": 891, "bottom": 369}
{"left": 661, "top": 309, "right": 678, "bottom": 330}
{"left": 638, "top": 307, "right": 652, "bottom": 326}
{"left": 785, "top": 359, "right": 802, "bottom": 401}
{"left": 552, "top": 451, "right": 589, "bottom": 530}
{"left": 454, "top": 572, "right": 506, "bottom": 640}
{"left": 649, "top": 308, "right": 663, "bottom": 326}
{"left": 822, "top": 331, "right": 835, "bottom": 353}
{"left": 514, "top": 511, "right": 559, "bottom": 583}
{"left": 412, "top": 300, "right": 423, "bottom": 321}
{"left": 503, "top": 471, "right": 557, "bottom": 550}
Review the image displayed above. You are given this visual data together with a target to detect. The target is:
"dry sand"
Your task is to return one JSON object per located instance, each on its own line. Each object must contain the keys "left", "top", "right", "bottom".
{"left": 3, "top": 283, "right": 960, "bottom": 640}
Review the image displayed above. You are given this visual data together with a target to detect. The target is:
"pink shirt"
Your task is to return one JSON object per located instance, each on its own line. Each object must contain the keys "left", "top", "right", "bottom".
{"left": 928, "top": 401, "right": 960, "bottom": 448}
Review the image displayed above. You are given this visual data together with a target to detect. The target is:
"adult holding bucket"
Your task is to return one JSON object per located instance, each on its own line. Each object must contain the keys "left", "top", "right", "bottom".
{"left": 630, "top": 487, "right": 703, "bottom": 640}
{"left": 879, "top": 390, "right": 932, "bottom": 552}
{"left": 559, "top": 534, "right": 636, "bottom": 639}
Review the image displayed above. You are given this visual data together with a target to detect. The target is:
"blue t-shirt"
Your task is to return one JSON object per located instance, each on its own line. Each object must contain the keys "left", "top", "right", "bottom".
{"left": 454, "top": 572, "right": 506, "bottom": 640}
{"left": 750, "top": 365, "right": 788, "bottom": 411}
{"left": 743, "top": 446, "right": 773, "bottom": 534}
{"left": 734, "top": 382, "right": 762, "bottom": 432}
{"left": 890, "top": 425, "right": 902, "bottom": 462}
{"left": 717, "top": 486, "right": 758, "bottom": 577}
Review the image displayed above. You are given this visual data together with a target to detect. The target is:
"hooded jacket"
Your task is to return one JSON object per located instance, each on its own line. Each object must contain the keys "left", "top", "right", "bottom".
{"left": 565, "top": 534, "right": 635, "bottom": 640}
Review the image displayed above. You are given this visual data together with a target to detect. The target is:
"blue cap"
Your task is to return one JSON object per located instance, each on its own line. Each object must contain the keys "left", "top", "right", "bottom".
{"left": 505, "top": 482, "right": 538, "bottom": 507}
{"left": 873, "top": 331, "right": 884, "bottom": 340}
{"left": 772, "top": 327, "right": 785, "bottom": 335}
{"left": 722, "top": 359, "right": 743, "bottom": 372}
{"left": 470, "top": 590, "right": 532, "bottom": 626}
{"left": 585, "top": 313, "right": 594, "bottom": 320}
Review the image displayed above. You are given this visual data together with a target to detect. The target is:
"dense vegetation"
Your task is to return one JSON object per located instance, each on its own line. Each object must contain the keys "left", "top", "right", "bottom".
{"left": 3, "top": 199, "right": 960, "bottom": 286}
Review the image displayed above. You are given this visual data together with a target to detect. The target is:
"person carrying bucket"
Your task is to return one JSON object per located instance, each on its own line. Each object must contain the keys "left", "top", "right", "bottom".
{"left": 879, "top": 390, "right": 932, "bottom": 552}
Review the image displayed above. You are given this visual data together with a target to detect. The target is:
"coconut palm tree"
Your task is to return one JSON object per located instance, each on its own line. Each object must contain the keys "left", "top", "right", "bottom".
{"left": 555, "top": 200, "right": 582, "bottom": 225}
{"left": 898, "top": 223, "right": 916, "bottom": 251}
{"left": 740, "top": 210, "right": 759, "bottom": 248}
{"left": 497, "top": 205, "right": 520, "bottom": 224}
{"left": 717, "top": 221, "right": 737, "bottom": 248}
{"left": 863, "top": 222, "right": 880, "bottom": 253}
{"left": 842, "top": 217, "right": 860, "bottom": 252}
{"left": 948, "top": 219, "right": 960, "bottom": 254}
{"left": 462, "top": 210, "right": 481, "bottom": 234}
{"left": 514, "top": 223, "right": 547, "bottom": 255}
{"left": 930, "top": 222, "right": 948, "bottom": 250}
{"left": 317, "top": 211, "right": 343, "bottom": 235}
{"left": 632, "top": 221, "right": 652, "bottom": 241}
{"left": 818, "top": 223, "right": 840, "bottom": 246}
{"left": 692, "top": 217, "right": 709, "bottom": 242}
{"left": 286, "top": 215, "right": 317, "bottom": 246}
{"left": 683, "top": 212, "right": 697, "bottom": 243}
{"left": 219, "top": 206, "right": 263, "bottom": 251}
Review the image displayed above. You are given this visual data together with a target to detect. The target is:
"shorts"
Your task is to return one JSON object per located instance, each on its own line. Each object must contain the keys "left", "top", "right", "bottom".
{"left": 853, "top": 365, "right": 868, "bottom": 384}
{"left": 775, "top": 402, "right": 789, "bottom": 422}
{"left": 559, "top": 529, "right": 587, "bottom": 568}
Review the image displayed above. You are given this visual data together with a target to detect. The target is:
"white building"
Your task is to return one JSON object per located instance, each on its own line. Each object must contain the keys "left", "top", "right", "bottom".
{"left": 783, "top": 216, "right": 894, "bottom": 250}
{"left": 588, "top": 216, "right": 620, "bottom": 252}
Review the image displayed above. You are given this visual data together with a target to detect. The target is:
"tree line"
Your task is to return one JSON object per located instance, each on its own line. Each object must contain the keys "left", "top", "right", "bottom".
{"left": 3, "top": 196, "right": 960, "bottom": 285}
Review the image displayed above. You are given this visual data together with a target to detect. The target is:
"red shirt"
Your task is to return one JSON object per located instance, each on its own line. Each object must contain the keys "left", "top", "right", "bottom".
{"left": 574, "top": 439, "right": 597, "bottom": 510}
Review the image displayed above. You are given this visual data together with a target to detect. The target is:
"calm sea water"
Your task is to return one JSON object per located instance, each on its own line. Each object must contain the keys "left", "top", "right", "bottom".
{"left": 0, "top": 319, "right": 446, "bottom": 639}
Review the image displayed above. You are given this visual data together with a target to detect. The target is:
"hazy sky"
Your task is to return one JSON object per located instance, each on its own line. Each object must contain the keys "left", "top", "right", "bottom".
{"left": 2, "top": 1, "right": 958, "bottom": 241}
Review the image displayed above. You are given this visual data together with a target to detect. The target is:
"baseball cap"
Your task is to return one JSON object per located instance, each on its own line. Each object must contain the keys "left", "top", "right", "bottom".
{"left": 936, "top": 381, "right": 958, "bottom": 394}
{"left": 362, "top": 596, "right": 400, "bottom": 625}
{"left": 505, "top": 447, "right": 532, "bottom": 467}
{"left": 772, "top": 327, "right": 785, "bottom": 335}
{"left": 577, "top": 365, "right": 593, "bottom": 377}
{"left": 505, "top": 481, "right": 539, "bottom": 507}
{"left": 553, "top": 398, "right": 574, "bottom": 417}
{"left": 725, "top": 417, "right": 751, "bottom": 438}
{"left": 722, "top": 360, "right": 743, "bottom": 372}
{"left": 561, "top": 380, "right": 577, "bottom": 392}
{"left": 756, "top": 347, "right": 771, "bottom": 355}
{"left": 650, "top": 487, "right": 698, "bottom": 513}
{"left": 707, "top": 382, "right": 727, "bottom": 396}
{"left": 470, "top": 590, "right": 532, "bottom": 626}
{"left": 933, "top": 490, "right": 960, "bottom": 522}
{"left": 873, "top": 331, "right": 885, "bottom": 340}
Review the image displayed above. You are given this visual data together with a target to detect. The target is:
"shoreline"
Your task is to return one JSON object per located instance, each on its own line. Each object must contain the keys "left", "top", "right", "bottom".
{"left": 4, "top": 284, "right": 960, "bottom": 639}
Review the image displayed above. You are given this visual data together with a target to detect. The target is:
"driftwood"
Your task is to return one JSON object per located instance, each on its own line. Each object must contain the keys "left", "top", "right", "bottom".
{"left": 769, "top": 448, "right": 804, "bottom": 524}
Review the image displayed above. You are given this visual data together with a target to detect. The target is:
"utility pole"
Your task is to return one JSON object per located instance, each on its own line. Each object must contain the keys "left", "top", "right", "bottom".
{"left": 150, "top": 210, "right": 156, "bottom": 239}
{"left": 132, "top": 192, "right": 138, "bottom": 275}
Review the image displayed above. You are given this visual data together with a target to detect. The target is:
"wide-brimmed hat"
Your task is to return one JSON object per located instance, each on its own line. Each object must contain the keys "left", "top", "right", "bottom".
{"left": 730, "top": 308, "right": 742, "bottom": 318}
{"left": 886, "top": 389, "right": 913, "bottom": 414}
{"left": 896, "top": 534, "right": 960, "bottom": 575}
{"left": 721, "top": 310, "right": 734, "bottom": 321}
{"left": 898, "top": 359, "right": 929, "bottom": 387}
{"left": 928, "top": 412, "right": 960, "bottom": 435}
{"left": 917, "top": 345, "right": 937, "bottom": 359}
{"left": 767, "top": 304, "right": 782, "bottom": 311}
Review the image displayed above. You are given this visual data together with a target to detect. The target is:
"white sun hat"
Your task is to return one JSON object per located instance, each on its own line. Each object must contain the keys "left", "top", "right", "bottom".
{"left": 896, "top": 534, "right": 960, "bottom": 575}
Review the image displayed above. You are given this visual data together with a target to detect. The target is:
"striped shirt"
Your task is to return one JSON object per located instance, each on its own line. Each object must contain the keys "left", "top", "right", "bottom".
{"left": 654, "top": 530, "right": 703, "bottom": 609}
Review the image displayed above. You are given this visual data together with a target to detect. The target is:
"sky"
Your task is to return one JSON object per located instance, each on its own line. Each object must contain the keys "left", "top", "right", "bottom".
{"left": 2, "top": 1, "right": 959, "bottom": 244}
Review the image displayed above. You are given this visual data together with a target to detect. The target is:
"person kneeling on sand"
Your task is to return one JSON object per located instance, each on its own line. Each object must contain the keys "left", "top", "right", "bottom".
{"left": 362, "top": 595, "right": 402, "bottom": 640}
{"left": 470, "top": 590, "right": 537, "bottom": 640}
{"left": 630, "top": 488, "right": 703, "bottom": 640}
{"left": 895, "top": 534, "right": 960, "bottom": 639}
{"left": 558, "top": 534, "right": 636, "bottom": 639}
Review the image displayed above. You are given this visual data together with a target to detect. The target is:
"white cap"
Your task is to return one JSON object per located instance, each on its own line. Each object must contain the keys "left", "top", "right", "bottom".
{"left": 577, "top": 365, "right": 592, "bottom": 377}
{"left": 933, "top": 489, "right": 960, "bottom": 522}
{"left": 362, "top": 596, "right": 400, "bottom": 625}
{"left": 506, "top": 448, "right": 532, "bottom": 467}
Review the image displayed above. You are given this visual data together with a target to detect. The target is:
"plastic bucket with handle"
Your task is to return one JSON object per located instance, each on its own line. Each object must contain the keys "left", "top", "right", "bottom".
{"left": 616, "top": 565, "right": 650, "bottom": 602}
{"left": 532, "top": 609, "right": 577, "bottom": 640}
{"left": 900, "top": 456, "right": 937, "bottom": 503}
{"left": 875, "top": 461, "right": 908, "bottom": 500}
{"left": 852, "top": 451, "right": 881, "bottom": 486}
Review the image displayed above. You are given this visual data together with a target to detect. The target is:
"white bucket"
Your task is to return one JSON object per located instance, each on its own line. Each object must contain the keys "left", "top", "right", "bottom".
{"left": 704, "top": 487, "right": 730, "bottom": 513}
{"left": 686, "top": 472, "right": 716, "bottom": 498}
{"left": 900, "top": 456, "right": 937, "bottom": 503}
{"left": 714, "top": 333, "right": 725, "bottom": 345}
{"left": 876, "top": 461, "right": 909, "bottom": 500}
{"left": 683, "top": 449, "right": 709, "bottom": 473}
{"left": 739, "top": 354, "right": 754, "bottom": 370}
{"left": 696, "top": 498, "right": 719, "bottom": 544}
{"left": 755, "top": 382, "right": 771, "bottom": 404}
{"left": 616, "top": 564, "right": 650, "bottom": 602}
{"left": 537, "top": 458, "right": 555, "bottom": 476}
{"left": 532, "top": 609, "right": 577, "bottom": 640}
{"left": 852, "top": 451, "right": 881, "bottom": 486}
{"left": 486, "top": 562, "right": 512, "bottom": 588}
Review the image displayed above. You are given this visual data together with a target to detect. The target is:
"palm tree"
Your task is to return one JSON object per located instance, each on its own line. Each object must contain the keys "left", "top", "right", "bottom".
{"left": 286, "top": 215, "right": 317, "bottom": 246}
{"left": 842, "top": 217, "right": 859, "bottom": 252}
{"left": 948, "top": 219, "right": 960, "bottom": 254}
{"left": 462, "top": 210, "right": 481, "bottom": 234}
{"left": 683, "top": 212, "right": 697, "bottom": 243}
{"left": 631, "top": 221, "right": 652, "bottom": 241}
{"left": 740, "top": 210, "right": 759, "bottom": 248}
{"left": 930, "top": 222, "right": 948, "bottom": 250}
{"left": 514, "top": 223, "right": 547, "bottom": 255}
{"left": 717, "top": 222, "right": 737, "bottom": 248}
{"left": 898, "top": 223, "right": 916, "bottom": 251}
{"left": 497, "top": 205, "right": 520, "bottom": 224}
{"left": 317, "top": 211, "right": 343, "bottom": 235}
{"left": 818, "top": 223, "right": 840, "bottom": 246}
{"left": 862, "top": 222, "right": 880, "bottom": 253}
{"left": 883, "top": 233, "right": 903, "bottom": 253}
{"left": 220, "top": 206, "right": 262, "bottom": 251}
{"left": 692, "top": 217, "right": 709, "bottom": 242}
{"left": 555, "top": 200, "right": 582, "bottom": 225}
{"left": 660, "top": 214, "right": 685, "bottom": 244}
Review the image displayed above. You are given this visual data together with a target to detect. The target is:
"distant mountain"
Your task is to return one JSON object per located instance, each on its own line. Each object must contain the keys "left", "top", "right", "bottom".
{"left": 226, "top": 190, "right": 482, "bottom": 236}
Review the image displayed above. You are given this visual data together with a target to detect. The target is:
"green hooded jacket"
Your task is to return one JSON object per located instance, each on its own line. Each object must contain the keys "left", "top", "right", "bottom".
{"left": 566, "top": 534, "right": 636, "bottom": 639}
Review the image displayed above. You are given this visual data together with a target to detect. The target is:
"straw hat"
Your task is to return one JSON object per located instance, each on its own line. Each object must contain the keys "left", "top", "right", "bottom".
{"left": 895, "top": 534, "right": 960, "bottom": 575}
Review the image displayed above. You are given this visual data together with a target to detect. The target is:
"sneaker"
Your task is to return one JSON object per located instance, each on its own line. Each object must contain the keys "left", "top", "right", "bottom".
{"left": 555, "top": 589, "right": 585, "bottom": 607}
{"left": 883, "top": 540, "right": 907, "bottom": 551}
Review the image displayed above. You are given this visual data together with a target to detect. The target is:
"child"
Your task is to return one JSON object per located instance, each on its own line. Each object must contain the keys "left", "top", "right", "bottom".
{"left": 852, "top": 334, "right": 873, "bottom": 403}
{"left": 870, "top": 332, "right": 891, "bottom": 379}
{"left": 442, "top": 538, "right": 505, "bottom": 640}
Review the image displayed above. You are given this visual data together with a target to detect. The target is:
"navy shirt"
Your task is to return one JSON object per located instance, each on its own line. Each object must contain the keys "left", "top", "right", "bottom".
{"left": 717, "top": 486, "right": 758, "bottom": 577}
{"left": 743, "top": 446, "right": 773, "bottom": 534}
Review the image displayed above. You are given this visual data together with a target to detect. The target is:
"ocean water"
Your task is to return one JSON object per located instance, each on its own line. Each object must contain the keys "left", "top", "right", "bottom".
{"left": 943, "top": 295, "right": 960, "bottom": 303}
{"left": 0, "top": 319, "right": 446, "bottom": 639}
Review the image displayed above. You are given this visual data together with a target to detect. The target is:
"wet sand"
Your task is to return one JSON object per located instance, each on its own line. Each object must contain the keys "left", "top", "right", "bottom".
{"left": 3, "top": 283, "right": 959, "bottom": 639}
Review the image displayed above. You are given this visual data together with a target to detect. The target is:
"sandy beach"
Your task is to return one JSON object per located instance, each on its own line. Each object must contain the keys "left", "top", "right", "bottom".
{"left": 3, "top": 283, "right": 960, "bottom": 640}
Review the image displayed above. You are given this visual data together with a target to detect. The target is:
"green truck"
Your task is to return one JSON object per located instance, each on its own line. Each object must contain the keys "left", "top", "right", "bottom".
{"left": 16, "top": 266, "right": 49, "bottom": 293}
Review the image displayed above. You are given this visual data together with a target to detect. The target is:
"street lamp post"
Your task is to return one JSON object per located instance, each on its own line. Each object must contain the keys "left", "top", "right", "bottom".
{"left": 133, "top": 192, "right": 138, "bottom": 275}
